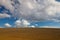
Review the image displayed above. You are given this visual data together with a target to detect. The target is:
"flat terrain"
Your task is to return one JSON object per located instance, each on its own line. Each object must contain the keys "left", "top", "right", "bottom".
{"left": 0, "top": 28, "right": 60, "bottom": 40}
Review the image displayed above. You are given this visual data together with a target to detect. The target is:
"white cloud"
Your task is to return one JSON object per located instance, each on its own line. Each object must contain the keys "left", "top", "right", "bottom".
{"left": 22, "top": 19, "right": 30, "bottom": 26}
{"left": 1, "top": 0, "right": 60, "bottom": 28}
{"left": 15, "top": 19, "right": 30, "bottom": 28}
{"left": 0, "top": 0, "right": 14, "bottom": 13}
{"left": 15, "top": 19, "right": 22, "bottom": 28}
{"left": 15, "top": 20, "right": 21, "bottom": 25}
{"left": 4, "top": 23, "right": 11, "bottom": 27}
{"left": 0, "top": 0, "right": 60, "bottom": 22}
{"left": 12, "top": 0, "right": 60, "bottom": 21}
{"left": 0, "top": 13, "right": 11, "bottom": 18}
{"left": 29, "top": 25, "right": 35, "bottom": 28}
{"left": 48, "top": 0, "right": 60, "bottom": 6}
{"left": 15, "top": 19, "right": 36, "bottom": 28}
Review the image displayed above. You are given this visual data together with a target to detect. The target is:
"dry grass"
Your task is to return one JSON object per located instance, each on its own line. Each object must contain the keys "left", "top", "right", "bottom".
{"left": 0, "top": 28, "right": 60, "bottom": 40}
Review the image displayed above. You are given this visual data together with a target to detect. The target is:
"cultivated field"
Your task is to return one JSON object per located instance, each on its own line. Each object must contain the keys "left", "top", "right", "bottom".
{"left": 0, "top": 28, "right": 60, "bottom": 40}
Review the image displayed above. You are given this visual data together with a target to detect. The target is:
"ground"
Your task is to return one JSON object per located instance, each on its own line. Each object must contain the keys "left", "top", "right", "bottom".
{"left": 0, "top": 28, "right": 60, "bottom": 40}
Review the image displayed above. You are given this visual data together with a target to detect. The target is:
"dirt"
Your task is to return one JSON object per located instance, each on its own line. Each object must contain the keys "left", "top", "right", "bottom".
{"left": 0, "top": 28, "right": 60, "bottom": 40}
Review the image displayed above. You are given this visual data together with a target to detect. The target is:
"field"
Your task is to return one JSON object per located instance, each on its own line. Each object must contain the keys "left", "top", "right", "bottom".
{"left": 0, "top": 28, "right": 60, "bottom": 40}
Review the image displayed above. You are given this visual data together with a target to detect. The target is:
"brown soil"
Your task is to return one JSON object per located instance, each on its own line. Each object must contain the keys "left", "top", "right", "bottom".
{"left": 0, "top": 28, "right": 60, "bottom": 40}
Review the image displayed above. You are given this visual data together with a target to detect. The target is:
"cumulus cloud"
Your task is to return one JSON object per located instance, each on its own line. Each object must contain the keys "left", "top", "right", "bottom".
{"left": 15, "top": 19, "right": 35, "bottom": 28}
{"left": 15, "top": 19, "right": 22, "bottom": 28}
{"left": 4, "top": 23, "right": 11, "bottom": 28}
{"left": 0, "top": 13, "right": 11, "bottom": 18}
{"left": 15, "top": 19, "right": 30, "bottom": 28}
{"left": 0, "top": 0, "right": 60, "bottom": 22}
{"left": 22, "top": 19, "right": 30, "bottom": 26}
{"left": 29, "top": 25, "right": 35, "bottom": 28}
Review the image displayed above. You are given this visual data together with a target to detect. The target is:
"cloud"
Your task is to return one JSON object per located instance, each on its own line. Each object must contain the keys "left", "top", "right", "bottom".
{"left": 0, "top": 0, "right": 60, "bottom": 28}
{"left": 0, "top": 0, "right": 14, "bottom": 13}
{"left": 4, "top": 23, "right": 11, "bottom": 27}
{"left": 15, "top": 19, "right": 35, "bottom": 28}
{"left": 0, "top": 0, "right": 60, "bottom": 22}
{"left": 15, "top": 19, "right": 30, "bottom": 28}
{"left": 22, "top": 19, "right": 30, "bottom": 26}
{"left": 40, "top": 26, "right": 60, "bottom": 28}
{"left": 15, "top": 19, "right": 22, "bottom": 28}
{"left": 29, "top": 25, "right": 35, "bottom": 28}
{"left": 0, "top": 13, "right": 11, "bottom": 18}
{"left": 12, "top": 0, "right": 60, "bottom": 21}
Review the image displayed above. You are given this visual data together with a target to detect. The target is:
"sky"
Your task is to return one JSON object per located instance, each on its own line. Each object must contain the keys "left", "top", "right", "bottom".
{"left": 0, "top": 0, "right": 60, "bottom": 28}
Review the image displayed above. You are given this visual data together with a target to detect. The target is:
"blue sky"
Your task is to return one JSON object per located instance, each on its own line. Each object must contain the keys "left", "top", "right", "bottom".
{"left": 0, "top": 0, "right": 60, "bottom": 28}
{"left": 56, "top": 0, "right": 60, "bottom": 2}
